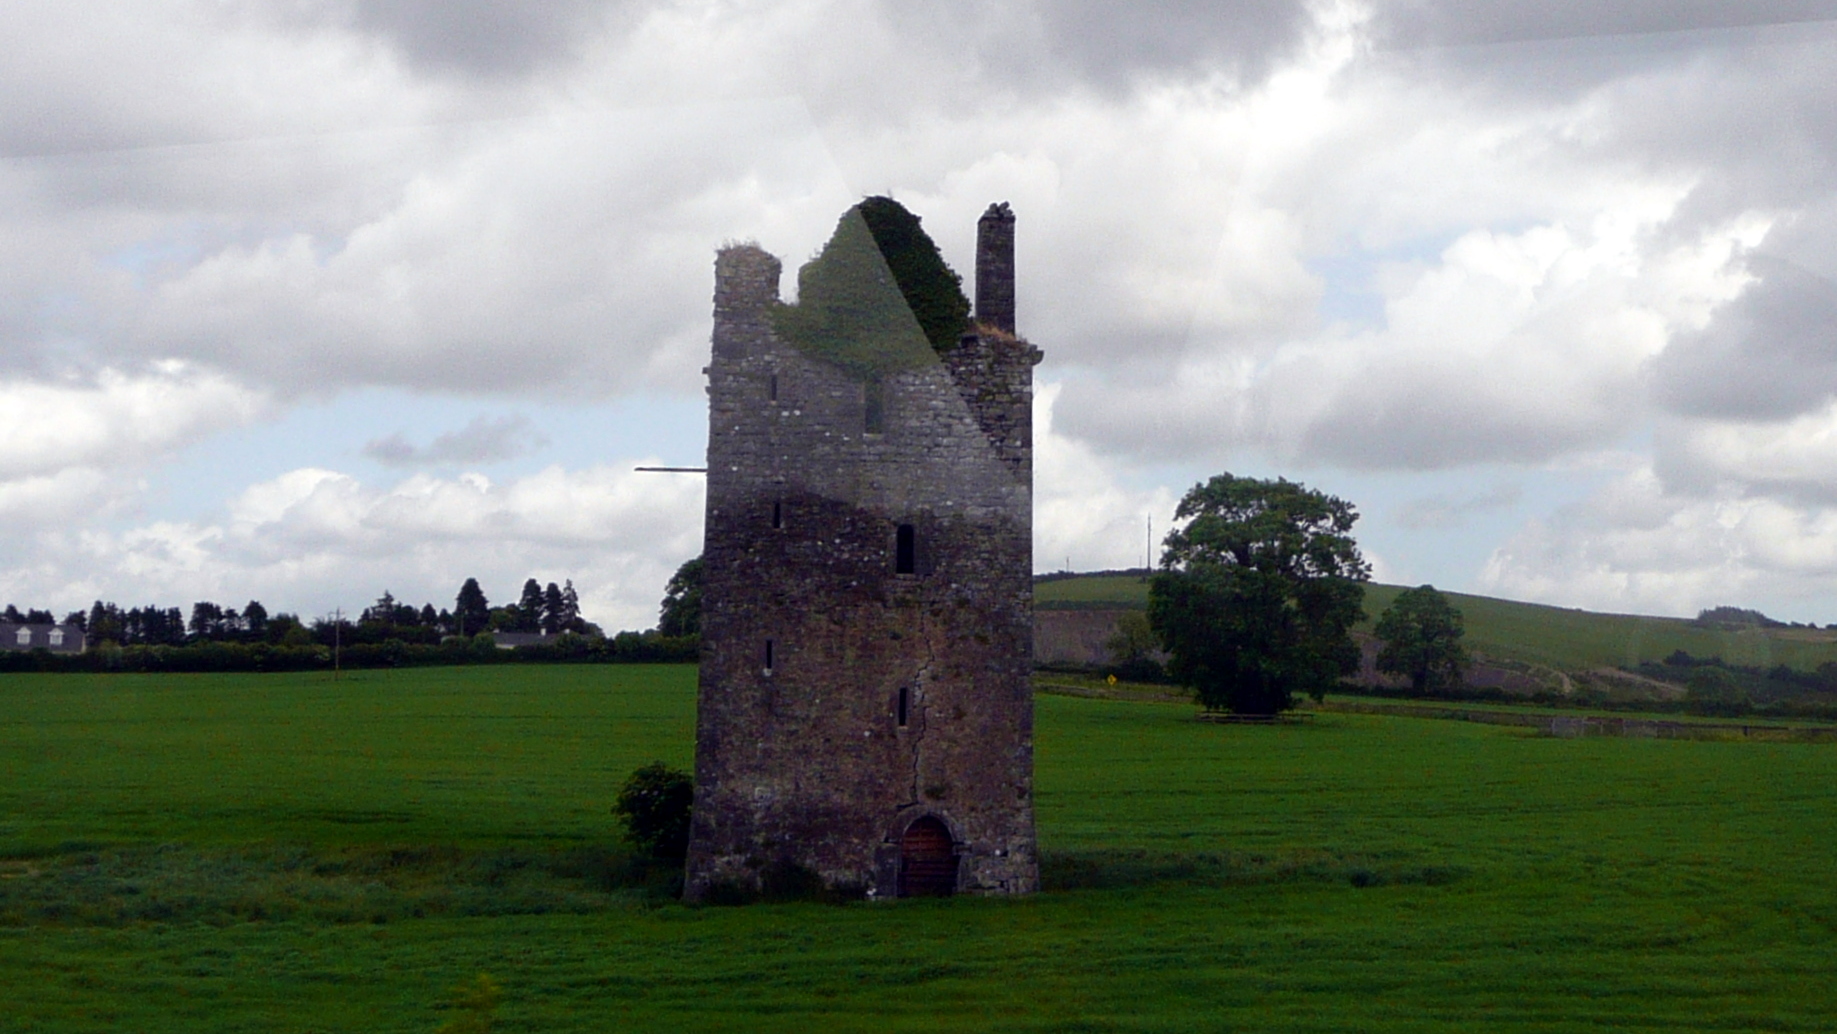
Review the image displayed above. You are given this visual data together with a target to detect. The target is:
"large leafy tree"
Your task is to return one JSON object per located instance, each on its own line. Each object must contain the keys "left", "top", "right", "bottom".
{"left": 1374, "top": 585, "right": 1469, "bottom": 694}
{"left": 658, "top": 557, "right": 703, "bottom": 637}
{"left": 243, "top": 600, "right": 269, "bottom": 638}
{"left": 1148, "top": 474, "right": 1370, "bottom": 715}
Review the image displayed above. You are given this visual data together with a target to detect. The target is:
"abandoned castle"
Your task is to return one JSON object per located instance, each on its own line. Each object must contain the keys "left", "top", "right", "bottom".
{"left": 683, "top": 200, "right": 1042, "bottom": 900}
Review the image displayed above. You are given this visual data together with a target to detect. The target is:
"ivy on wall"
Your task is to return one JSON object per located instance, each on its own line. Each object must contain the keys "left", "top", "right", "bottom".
{"left": 769, "top": 197, "right": 970, "bottom": 378}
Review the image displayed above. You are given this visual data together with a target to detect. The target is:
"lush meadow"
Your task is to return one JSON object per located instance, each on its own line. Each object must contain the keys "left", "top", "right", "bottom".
{"left": 4, "top": 666, "right": 1837, "bottom": 1031}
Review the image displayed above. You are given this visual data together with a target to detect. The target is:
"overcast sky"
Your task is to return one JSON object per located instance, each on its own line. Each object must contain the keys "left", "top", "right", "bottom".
{"left": 6, "top": 0, "right": 1837, "bottom": 629}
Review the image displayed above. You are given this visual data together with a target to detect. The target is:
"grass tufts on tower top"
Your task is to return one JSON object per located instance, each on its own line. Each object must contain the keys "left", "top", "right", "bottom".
{"left": 769, "top": 198, "right": 970, "bottom": 378}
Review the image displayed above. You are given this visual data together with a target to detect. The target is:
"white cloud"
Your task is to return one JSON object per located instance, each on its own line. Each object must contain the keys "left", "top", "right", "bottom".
{"left": 0, "top": 366, "right": 265, "bottom": 534}
{"left": 0, "top": 364, "right": 267, "bottom": 480}
{"left": 0, "top": 468, "right": 118, "bottom": 523}
{"left": 10, "top": 461, "right": 705, "bottom": 631}
{"left": 1482, "top": 467, "right": 1837, "bottom": 620}
{"left": 1033, "top": 383, "right": 1178, "bottom": 572}
{"left": 1662, "top": 402, "right": 1837, "bottom": 503}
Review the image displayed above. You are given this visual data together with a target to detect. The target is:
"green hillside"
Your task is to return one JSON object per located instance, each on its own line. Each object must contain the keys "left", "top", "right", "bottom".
{"left": 1036, "top": 573, "right": 1837, "bottom": 673}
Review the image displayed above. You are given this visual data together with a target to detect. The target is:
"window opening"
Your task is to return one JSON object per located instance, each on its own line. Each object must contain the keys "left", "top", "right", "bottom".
{"left": 772, "top": 500, "right": 783, "bottom": 529}
{"left": 897, "top": 687, "right": 909, "bottom": 727}
{"left": 895, "top": 523, "right": 916, "bottom": 575}
{"left": 764, "top": 638, "right": 774, "bottom": 674}
{"left": 769, "top": 373, "right": 778, "bottom": 401}
{"left": 864, "top": 379, "right": 885, "bottom": 434}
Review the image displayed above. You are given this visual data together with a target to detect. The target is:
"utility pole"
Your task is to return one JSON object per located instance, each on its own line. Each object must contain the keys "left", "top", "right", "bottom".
{"left": 1145, "top": 514, "right": 1153, "bottom": 576}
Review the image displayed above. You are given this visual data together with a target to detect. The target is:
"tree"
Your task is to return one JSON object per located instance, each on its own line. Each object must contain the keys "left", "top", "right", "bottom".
{"left": 1147, "top": 474, "right": 1370, "bottom": 715}
{"left": 361, "top": 590, "right": 397, "bottom": 626}
{"left": 455, "top": 578, "right": 490, "bottom": 637}
{"left": 517, "top": 579, "right": 545, "bottom": 633}
{"left": 243, "top": 600, "right": 269, "bottom": 639}
{"left": 267, "top": 613, "right": 313, "bottom": 647}
{"left": 613, "top": 762, "right": 694, "bottom": 862}
{"left": 88, "top": 601, "right": 120, "bottom": 642}
{"left": 1686, "top": 665, "right": 1750, "bottom": 715}
{"left": 542, "top": 582, "right": 565, "bottom": 636}
{"left": 1374, "top": 585, "right": 1469, "bottom": 694}
{"left": 560, "top": 580, "right": 582, "bottom": 633}
{"left": 1104, "top": 611, "right": 1165, "bottom": 683}
{"left": 658, "top": 557, "right": 703, "bottom": 637}
{"left": 188, "top": 601, "right": 225, "bottom": 640}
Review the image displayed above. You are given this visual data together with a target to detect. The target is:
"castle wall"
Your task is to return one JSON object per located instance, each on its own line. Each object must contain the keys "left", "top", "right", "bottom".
{"left": 685, "top": 240, "right": 1040, "bottom": 900}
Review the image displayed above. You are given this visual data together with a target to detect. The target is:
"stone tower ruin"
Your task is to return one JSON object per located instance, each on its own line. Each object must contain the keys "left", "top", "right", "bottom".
{"left": 684, "top": 200, "right": 1041, "bottom": 900}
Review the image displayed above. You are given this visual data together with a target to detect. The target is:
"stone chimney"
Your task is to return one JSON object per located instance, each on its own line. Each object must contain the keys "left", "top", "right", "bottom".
{"left": 975, "top": 202, "right": 1015, "bottom": 334}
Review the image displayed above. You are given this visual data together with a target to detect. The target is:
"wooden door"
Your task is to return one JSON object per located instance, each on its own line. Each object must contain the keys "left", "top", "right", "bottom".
{"left": 898, "top": 816, "right": 958, "bottom": 897}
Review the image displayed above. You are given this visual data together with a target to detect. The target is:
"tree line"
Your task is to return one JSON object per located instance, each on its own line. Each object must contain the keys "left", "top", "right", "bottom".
{"left": 0, "top": 572, "right": 701, "bottom": 675}
{"left": 4, "top": 576, "right": 600, "bottom": 650}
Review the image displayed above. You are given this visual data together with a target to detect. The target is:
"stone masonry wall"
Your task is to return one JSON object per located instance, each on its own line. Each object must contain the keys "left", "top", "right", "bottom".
{"left": 685, "top": 236, "right": 1040, "bottom": 901}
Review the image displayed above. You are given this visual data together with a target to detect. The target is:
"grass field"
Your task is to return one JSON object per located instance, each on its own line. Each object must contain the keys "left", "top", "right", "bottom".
{"left": 5, "top": 665, "right": 1837, "bottom": 1031}
{"left": 1037, "top": 573, "right": 1837, "bottom": 673}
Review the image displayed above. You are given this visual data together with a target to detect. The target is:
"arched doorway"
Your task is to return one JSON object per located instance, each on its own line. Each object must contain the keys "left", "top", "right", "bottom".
{"left": 898, "top": 816, "right": 958, "bottom": 897}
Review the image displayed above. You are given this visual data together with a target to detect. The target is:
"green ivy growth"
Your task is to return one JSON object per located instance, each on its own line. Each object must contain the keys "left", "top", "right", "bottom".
{"left": 769, "top": 197, "right": 970, "bottom": 378}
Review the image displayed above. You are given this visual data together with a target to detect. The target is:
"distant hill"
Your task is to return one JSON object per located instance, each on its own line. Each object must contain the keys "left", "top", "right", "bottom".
{"left": 1035, "top": 572, "right": 1837, "bottom": 674}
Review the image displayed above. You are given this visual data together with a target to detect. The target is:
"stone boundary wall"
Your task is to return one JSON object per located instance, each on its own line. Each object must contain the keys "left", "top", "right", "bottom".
{"left": 1034, "top": 609, "right": 1133, "bottom": 666}
{"left": 1318, "top": 699, "right": 1837, "bottom": 742}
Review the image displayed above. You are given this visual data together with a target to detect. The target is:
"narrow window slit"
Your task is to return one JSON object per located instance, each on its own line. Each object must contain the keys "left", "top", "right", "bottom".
{"left": 897, "top": 687, "right": 909, "bottom": 727}
{"left": 864, "top": 380, "right": 885, "bottom": 433}
{"left": 764, "top": 638, "right": 774, "bottom": 674}
{"left": 769, "top": 374, "right": 778, "bottom": 401}
{"left": 895, "top": 524, "right": 916, "bottom": 575}
{"left": 772, "top": 500, "right": 783, "bottom": 529}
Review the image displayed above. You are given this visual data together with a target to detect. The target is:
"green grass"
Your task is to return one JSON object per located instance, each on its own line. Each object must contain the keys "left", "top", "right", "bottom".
{"left": 5, "top": 666, "right": 1837, "bottom": 1031}
{"left": 0, "top": 666, "right": 690, "bottom": 852}
{"left": 1036, "top": 573, "right": 1837, "bottom": 673}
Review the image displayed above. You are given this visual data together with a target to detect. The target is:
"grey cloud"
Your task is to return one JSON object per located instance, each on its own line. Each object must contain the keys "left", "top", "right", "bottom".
{"left": 1372, "top": 0, "right": 1837, "bottom": 50}
{"left": 337, "top": 0, "right": 620, "bottom": 77}
{"left": 884, "top": 0, "right": 1312, "bottom": 95}
{"left": 362, "top": 414, "right": 548, "bottom": 467}
{"left": 1290, "top": 385, "right": 1624, "bottom": 471}
{"left": 1651, "top": 255, "right": 1837, "bottom": 421}
{"left": 1395, "top": 483, "right": 1523, "bottom": 530}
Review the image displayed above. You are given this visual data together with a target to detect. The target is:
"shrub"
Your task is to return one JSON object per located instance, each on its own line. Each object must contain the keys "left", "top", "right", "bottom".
{"left": 613, "top": 763, "right": 694, "bottom": 862}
